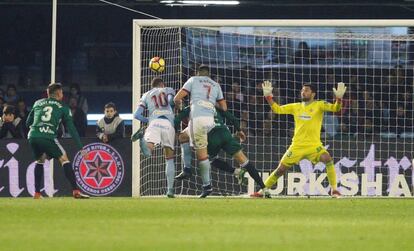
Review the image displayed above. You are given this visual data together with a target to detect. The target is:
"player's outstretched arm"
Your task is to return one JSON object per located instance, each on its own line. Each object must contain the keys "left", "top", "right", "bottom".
{"left": 133, "top": 105, "right": 149, "bottom": 124}
{"left": 324, "top": 82, "right": 347, "bottom": 112}
{"left": 63, "top": 109, "right": 83, "bottom": 150}
{"left": 262, "top": 81, "right": 294, "bottom": 115}
{"left": 262, "top": 80, "right": 275, "bottom": 105}
{"left": 217, "top": 99, "right": 227, "bottom": 112}
{"left": 332, "top": 82, "right": 347, "bottom": 101}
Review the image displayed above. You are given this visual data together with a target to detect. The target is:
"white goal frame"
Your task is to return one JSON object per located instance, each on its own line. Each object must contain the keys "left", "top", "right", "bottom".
{"left": 132, "top": 19, "right": 414, "bottom": 197}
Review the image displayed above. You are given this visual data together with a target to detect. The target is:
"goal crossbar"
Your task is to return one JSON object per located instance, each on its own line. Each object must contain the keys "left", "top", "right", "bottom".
{"left": 133, "top": 19, "right": 414, "bottom": 27}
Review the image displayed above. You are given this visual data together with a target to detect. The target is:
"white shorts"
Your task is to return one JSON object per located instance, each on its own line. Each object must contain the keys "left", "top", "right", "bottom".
{"left": 188, "top": 116, "right": 215, "bottom": 149}
{"left": 144, "top": 119, "right": 175, "bottom": 149}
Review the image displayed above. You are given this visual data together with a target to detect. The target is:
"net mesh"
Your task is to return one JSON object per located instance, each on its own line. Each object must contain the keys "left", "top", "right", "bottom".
{"left": 136, "top": 25, "right": 414, "bottom": 197}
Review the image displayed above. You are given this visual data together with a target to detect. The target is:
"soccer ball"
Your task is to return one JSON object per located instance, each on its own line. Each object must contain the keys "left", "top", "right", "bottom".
{"left": 149, "top": 56, "right": 165, "bottom": 73}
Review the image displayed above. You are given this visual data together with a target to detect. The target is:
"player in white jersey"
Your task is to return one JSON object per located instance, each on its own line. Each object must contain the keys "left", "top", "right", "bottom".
{"left": 133, "top": 77, "right": 176, "bottom": 198}
{"left": 174, "top": 65, "right": 227, "bottom": 198}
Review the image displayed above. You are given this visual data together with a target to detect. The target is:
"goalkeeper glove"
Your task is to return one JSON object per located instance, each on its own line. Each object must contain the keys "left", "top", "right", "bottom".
{"left": 262, "top": 80, "right": 273, "bottom": 97}
{"left": 333, "top": 82, "right": 347, "bottom": 99}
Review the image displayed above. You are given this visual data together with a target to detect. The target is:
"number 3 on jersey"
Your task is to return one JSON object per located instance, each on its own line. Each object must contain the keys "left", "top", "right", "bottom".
{"left": 41, "top": 106, "right": 53, "bottom": 122}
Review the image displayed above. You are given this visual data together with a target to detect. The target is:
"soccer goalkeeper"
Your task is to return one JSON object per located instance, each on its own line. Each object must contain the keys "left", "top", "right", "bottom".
{"left": 252, "top": 81, "right": 346, "bottom": 198}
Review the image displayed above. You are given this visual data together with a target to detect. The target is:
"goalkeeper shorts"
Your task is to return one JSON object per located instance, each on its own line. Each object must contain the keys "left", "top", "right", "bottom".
{"left": 280, "top": 143, "right": 329, "bottom": 168}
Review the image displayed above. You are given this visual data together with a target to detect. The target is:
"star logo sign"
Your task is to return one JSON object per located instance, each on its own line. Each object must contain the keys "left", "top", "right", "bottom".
{"left": 74, "top": 143, "right": 125, "bottom": 196}
{"left": 84, "top": 153, "right": 114, "bottom": 186}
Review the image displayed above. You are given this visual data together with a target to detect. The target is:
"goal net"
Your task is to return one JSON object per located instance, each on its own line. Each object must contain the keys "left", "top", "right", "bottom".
{"left": 133, "top": 20, "right": 414, "bottom": 197}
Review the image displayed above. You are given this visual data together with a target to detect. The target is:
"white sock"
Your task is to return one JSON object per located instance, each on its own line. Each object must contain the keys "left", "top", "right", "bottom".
{"left": 198, "top": 159, "right": 211, "bottom": 186}
{"left": 181, "top": 143, "right": 192, "bottom": 168}
{"left": 165, "top": 158, "right": 175, "bottom": 191}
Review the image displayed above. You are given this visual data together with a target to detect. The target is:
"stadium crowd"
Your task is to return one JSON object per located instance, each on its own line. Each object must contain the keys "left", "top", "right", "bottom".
{"left": 1, "top": 65, "right": 414, "bottom": 140}
{"left": 217, "top": 67, "right": 414, "bottom": 139}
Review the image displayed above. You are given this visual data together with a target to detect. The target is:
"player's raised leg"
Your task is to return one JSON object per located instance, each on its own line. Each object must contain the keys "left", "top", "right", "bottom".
{"left": 251, "top": 162, "right": 289, "bottom": 198}
{"left": 131, "top": 126, "right": 152, "bottom": 157}
{"left": 232, "top": 150, "right": 270, "bottom": 198}
{"left": 210, "top": 158, "right": 246, "bottom": 185}
{"left": 175, "top": 130, "right": 192, "bottom": 180}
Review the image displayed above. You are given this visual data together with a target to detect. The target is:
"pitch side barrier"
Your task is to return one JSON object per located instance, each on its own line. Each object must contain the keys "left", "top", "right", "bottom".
{"left": 0, "top": 138, "right": 412, "bottom": 197}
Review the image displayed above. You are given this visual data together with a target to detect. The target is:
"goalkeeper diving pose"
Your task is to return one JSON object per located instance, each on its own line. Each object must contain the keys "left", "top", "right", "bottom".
{"left": 252, "top": 81, "right": 346, "bottom": 198}
{"left": 174, "top": 106, "right": 270, "bottom": 198}
{"left": 132, "top": 77, "right": 176, "bottom": 198}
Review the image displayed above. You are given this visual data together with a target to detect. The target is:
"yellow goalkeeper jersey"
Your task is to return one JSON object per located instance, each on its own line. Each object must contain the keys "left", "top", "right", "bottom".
{"left": 270, "top": 100, "right": 341, "bottom": 146}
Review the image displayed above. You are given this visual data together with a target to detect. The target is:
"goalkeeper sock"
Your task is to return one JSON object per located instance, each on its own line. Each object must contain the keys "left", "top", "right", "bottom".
{"left": 34, "top": 162, "right": 44, "bottom": 193}
{"left": 139, "top": 138, "right": 151, "bottom": 157}
{"left": 326, "top": 161, "right": 337, "bottom": 190}
{"left": 241, "top": 161, "right": 266, "bottom": 189}
{"left": 198, "top": 159, "right": 211, "bottom": 186}
{"left": 165, "top": 158, "right": 175, "bottom": 191}
{"left": 264, "top": 169, "right": 280, "bottom": 188}
{"left": 211, "top": 158, "right": 235, "bottom": 174}
{"left": 181, "top": 143, "right": 192, "bottom": 168}
{"left": 63, "top": 161, "right": 78, "bottom": 190}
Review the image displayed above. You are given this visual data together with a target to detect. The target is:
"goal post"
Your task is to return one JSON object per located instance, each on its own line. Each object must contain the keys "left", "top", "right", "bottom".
{"left": 132, "top": 19, "right": 414, "bottom": 198}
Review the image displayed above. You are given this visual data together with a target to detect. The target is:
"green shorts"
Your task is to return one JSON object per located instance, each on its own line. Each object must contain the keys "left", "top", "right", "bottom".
{"left": 207, "top": 127, "right": 242, "bottom": 158}
{"left": 28, "top": 137, "right": 65, "bottom": 160}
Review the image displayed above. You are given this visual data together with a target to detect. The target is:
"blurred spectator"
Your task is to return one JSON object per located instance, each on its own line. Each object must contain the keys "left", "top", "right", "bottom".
{"left": 400, "top": 90, "right": 414, "bottom": 138}
{"left": 361, "top": 94, "right": 382, "bottom": 133}
{"left": 0, "top": 97, "right": 5, "bottom": 117}
{"left": 363, "top": 118, "right": 374, "bottom": 136}
{"left": 293, "top": 41, "right": 313, "bottom": 65}
{"left": 262, "top": 120, "right": 273, "bottom": 136}
{"left": 389, "top": 105, "right": 412, "bottom": 136}
{"left": 0, "top": 88, "right": 4, "bottom": 98}
{"left": 341, "top": 98, "right": 364, "bottom": 136}
{"left": 226, "top": 82, "right": 245, "bottom": 118}
{"left": 382, "top": 66, "right": 406, "bottom": 111}
{"left": 0, "top": 105, "right": 26, "bottom": 139}
{"left": 68, "top": 97, "right": 87, "bottom": 137}
{"left": 4, "top": 84, "right": 19, "bottom": 106}
{"left": 16, "top": 99, "right": 29, "bottom": 135}
{"left": 240, "top": 120, "right": 248, "bottom": 135}
{"left": 246, "top": 95, "right": 265, "bottom": 133}
{"left": 323, "top": 113, "right": 339, "bottom": 139}
{"left": 96, "top": 102, "right": 124, "bottom": 143}
{"left": 68, "top": 83, "right": 88, "bottom": 114}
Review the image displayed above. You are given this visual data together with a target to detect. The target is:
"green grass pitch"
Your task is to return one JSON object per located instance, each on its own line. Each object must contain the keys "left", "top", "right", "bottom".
{"left": 0, "top": 197, "right": 413, "bottom": 251}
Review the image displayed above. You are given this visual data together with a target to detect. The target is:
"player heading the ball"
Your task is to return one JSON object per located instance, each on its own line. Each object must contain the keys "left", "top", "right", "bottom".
{"left": 174, "top": 65, "right": 227, "bottom": 198}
